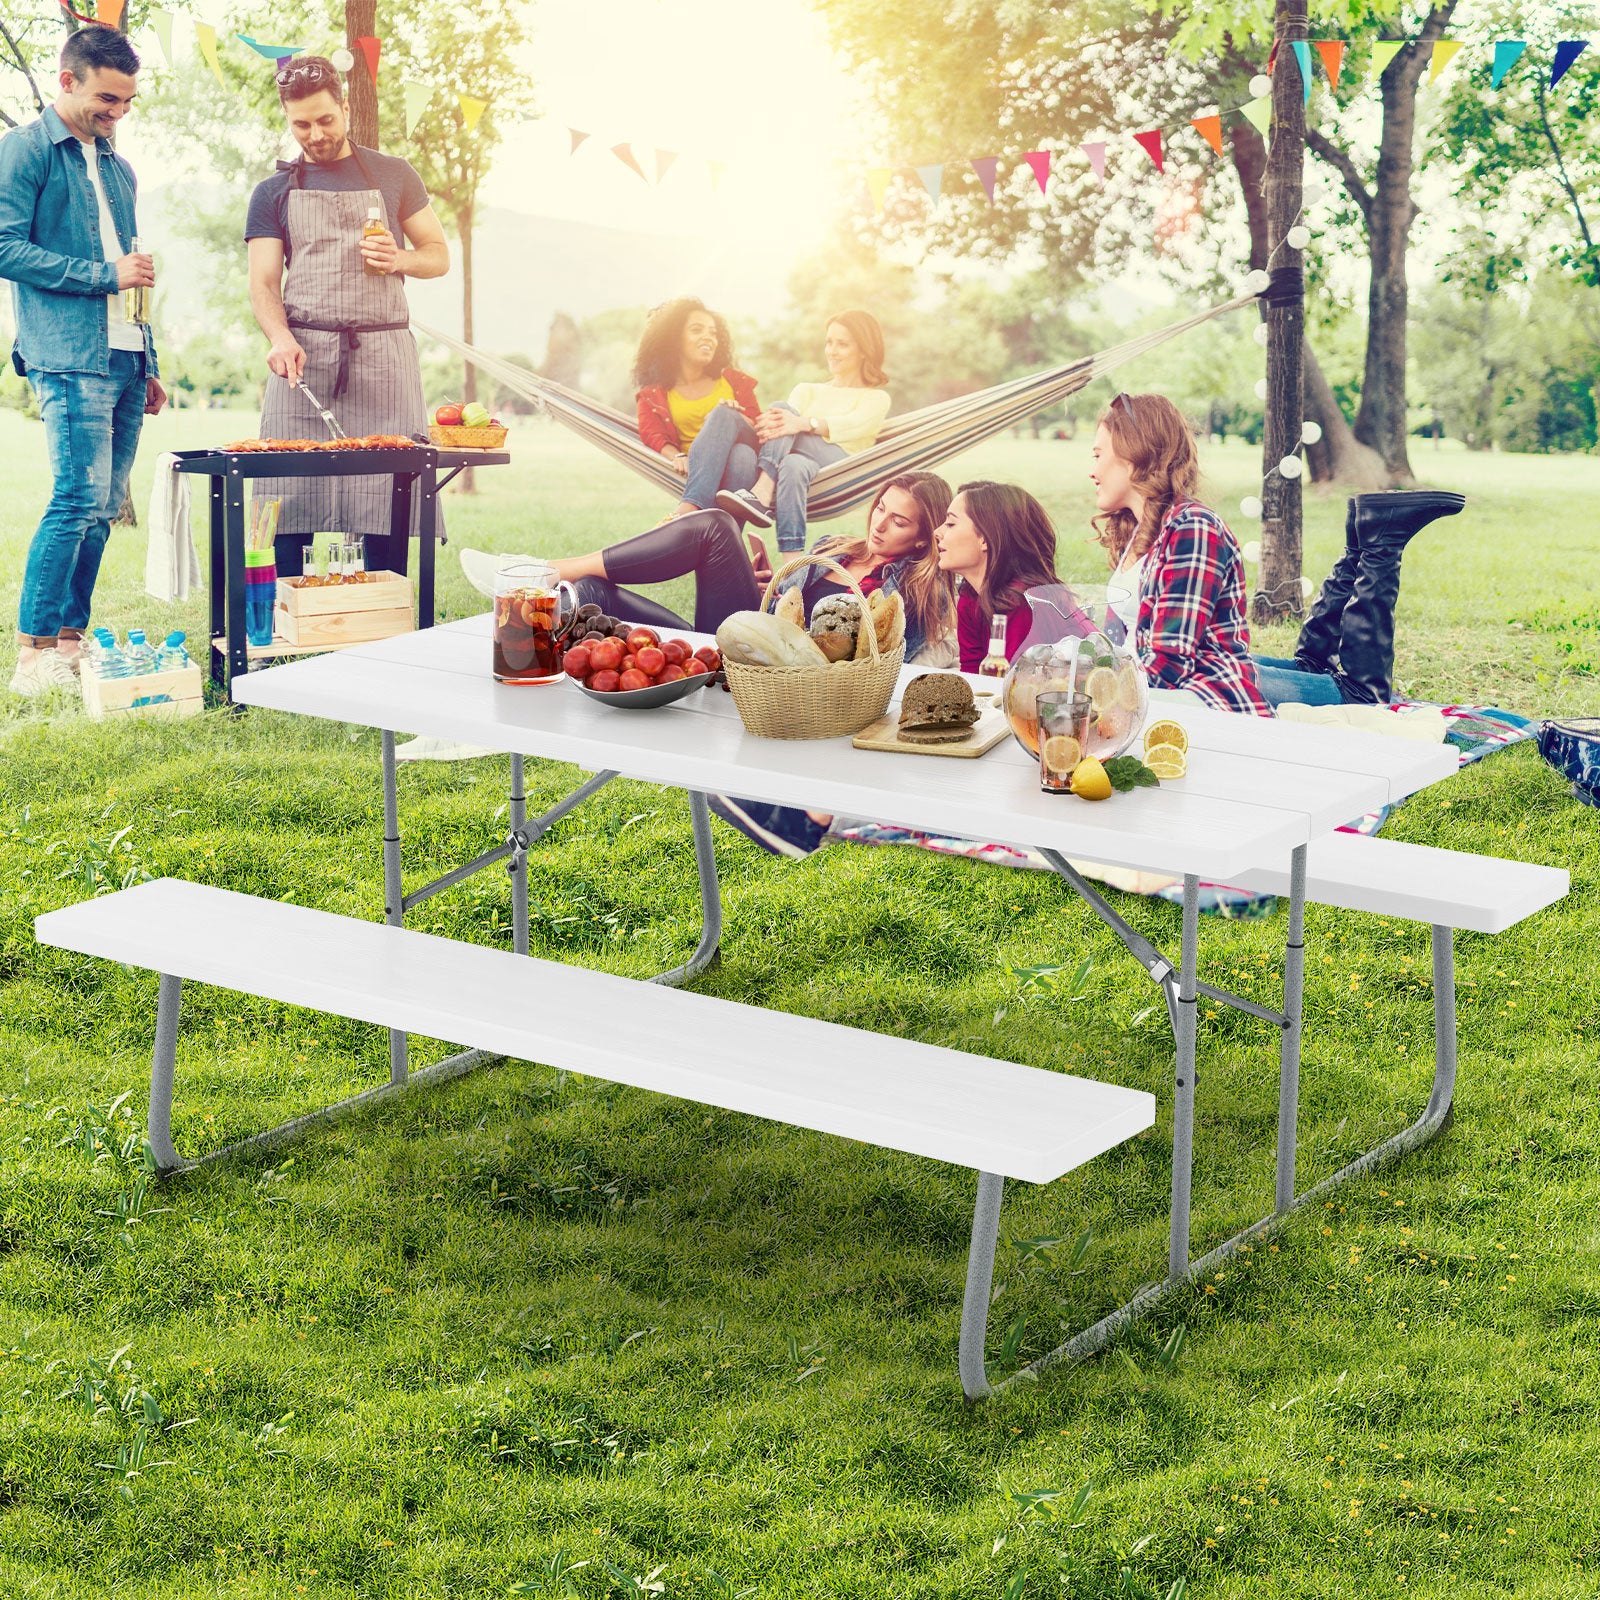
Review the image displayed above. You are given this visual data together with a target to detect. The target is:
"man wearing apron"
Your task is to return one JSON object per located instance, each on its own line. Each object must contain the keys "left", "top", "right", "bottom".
{"left": 245, "top": 55, "right": 449, "bottom": 575}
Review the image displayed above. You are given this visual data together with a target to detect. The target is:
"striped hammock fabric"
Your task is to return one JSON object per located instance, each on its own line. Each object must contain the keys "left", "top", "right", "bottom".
{"left": 416, "top": 291, "right": 1256, "bottom": 521}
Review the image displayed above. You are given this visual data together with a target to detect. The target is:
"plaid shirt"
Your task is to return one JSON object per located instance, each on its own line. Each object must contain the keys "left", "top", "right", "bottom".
{"left": 1136, "top": 499, "right": 1272, "bottom": 717}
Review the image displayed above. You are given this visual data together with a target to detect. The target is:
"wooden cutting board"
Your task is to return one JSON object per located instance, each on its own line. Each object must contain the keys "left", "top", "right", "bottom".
{"left": 852, "top": 693, "right": 1012, "bottom": 758}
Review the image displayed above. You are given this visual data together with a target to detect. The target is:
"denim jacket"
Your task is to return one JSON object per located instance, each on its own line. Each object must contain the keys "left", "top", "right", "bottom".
{"left": 0, "top": 107, "right": 159, "bottom": 378}
{"left": 775, "top": 549, "right": 936, "bottom": 662}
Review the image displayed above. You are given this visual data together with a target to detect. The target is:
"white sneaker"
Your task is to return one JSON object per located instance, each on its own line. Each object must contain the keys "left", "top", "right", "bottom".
{"left": 394, "top": 735, "right": 500, "bottom": 762}
{"left": 9, "top": 648, "right": 79, "bottom": 698}
{"left": 459, "top": 547, "right": 540, "bottom": 599}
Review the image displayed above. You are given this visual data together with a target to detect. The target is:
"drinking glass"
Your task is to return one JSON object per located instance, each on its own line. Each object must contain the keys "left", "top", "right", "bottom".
{"left": 493, "top": 561, "right": 575, "bottom": 684}
{"left": 1038, "top": 690, "right": 1092, "bottom": 793}
{"left": 244, "top": 547, "right": 278, "bottom": 647}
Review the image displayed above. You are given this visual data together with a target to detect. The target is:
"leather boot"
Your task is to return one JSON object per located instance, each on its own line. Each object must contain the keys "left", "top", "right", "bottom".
{"left": 1332, "top": 490, "right": 1466, "bottom": 704}
{"left": 1292, "top": 497, "right": 1362, "bottom": 673}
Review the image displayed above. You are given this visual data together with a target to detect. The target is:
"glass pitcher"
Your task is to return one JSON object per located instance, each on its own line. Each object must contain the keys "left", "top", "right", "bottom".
{"left": 1000, "top": 582, "right": 1148, "bottom": 760}
{"left": 493, "top": 561, "right": 577, "bottom": 684}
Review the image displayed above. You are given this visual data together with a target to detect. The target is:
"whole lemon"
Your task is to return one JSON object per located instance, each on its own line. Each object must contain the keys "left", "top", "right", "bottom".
{"left": 1069, "top": 757, "right": 1113, "bottom": 801}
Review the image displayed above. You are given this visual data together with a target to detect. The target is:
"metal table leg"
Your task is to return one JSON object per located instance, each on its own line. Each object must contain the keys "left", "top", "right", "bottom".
{"left": 1167, "top": 874, "right": 1201, "bottom": 1279}
{"left": 223, "top": 469, "right": 249, "bottom": 693}
{"left": 147, "top": 974, "right": 186, "bottom": 1173}
{"left": 417, "top": 465, "right": 438, "bottom": 630}
{"left": 381, "top": 731, "right": 408, "bottom": 1084}
{"left": 510, "top": 754, "right": 529, "bottom": 956}
{"left": 1275, "top": 844, "right": 1308, "bottom": 1212}
{"left": 207, "top": 476, "right": 226, "bottom": 691}
{"left": 958, "top": 1171, "right": 1005, "bottom": 1401}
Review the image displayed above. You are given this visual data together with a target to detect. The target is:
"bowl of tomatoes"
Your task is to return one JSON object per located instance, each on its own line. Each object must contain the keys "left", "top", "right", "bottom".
{"left": 564, "top": 616, "right": 721, "bottom": 708}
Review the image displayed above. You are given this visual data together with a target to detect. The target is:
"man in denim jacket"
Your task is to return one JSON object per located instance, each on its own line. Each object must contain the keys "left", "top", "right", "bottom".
{"left": 0, "top": 28, "right": 165, "bottom": 699}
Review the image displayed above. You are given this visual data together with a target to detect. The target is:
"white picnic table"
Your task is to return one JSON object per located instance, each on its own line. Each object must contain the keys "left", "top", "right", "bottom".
{"left": 219, "top": 613, "right": 1471, "bottom": 1393}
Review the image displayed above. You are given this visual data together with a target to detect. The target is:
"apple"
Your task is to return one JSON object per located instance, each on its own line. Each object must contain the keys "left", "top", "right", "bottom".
{"left": 658, "top": 663, "right": 686, "bottom": 683}
{"left": 589, "top": 637, "right": 624, "bottom": 672}
{"left": 588, "top": 668, "right": 621, "bottom": 693}
{"left": 563, "top": 644, "right": 592, "bottom": 679}
{"left": 693, "top": 646, "right": 721, "bottom": 671}
{"left": 660, "top": 641, "right": 688, "bottom": 667}
{"left": 625, "top": 627, "right": 660, "bottom": 652}
{"left": 683, "top": 657, "right": 709, "bottom": 676}
{"left": 619, "top": 668, "right": 649, "bottom": 692}
{"left": 434, "top": 403, "right": 463, "bottom": 426}
{"left": 635, "top": 646, "right": 666, "bottom": 677}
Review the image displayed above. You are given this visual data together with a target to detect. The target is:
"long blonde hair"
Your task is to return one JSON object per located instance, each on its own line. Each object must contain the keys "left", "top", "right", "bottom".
{"left": 1092, "top": 392, "right": 1201, "bottom": 567}
{"left": 828, "top": 309, "right": 889, "bottom": 388}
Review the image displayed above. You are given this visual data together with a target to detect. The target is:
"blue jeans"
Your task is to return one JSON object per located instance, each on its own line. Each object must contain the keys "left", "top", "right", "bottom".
{"left": 757, "top": 404, "right": 846, "bottom": 552}
{"left": 682, "top": 402, "right": 758, "bottom": 510}
{"left": 1253, "top": 653, "right": 1345, "bottom": 707}
{"left": 18, "top": 348, "right": 147, "bottom": 641}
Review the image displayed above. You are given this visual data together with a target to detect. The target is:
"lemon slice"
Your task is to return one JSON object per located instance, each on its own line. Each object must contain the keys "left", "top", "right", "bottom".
{"left": 1143, "top": 719, "right": 1189, "bottom": 755}
{"left": 1041, "top": 734, "right": 1082, "bottom": 773}
{"left": 1084, "top": 666, "right": 1119, "bottom": 712}
{"left": 1117, "top": 665, "right": 1143, "bottom": 712}
{"left": 1069, "top": 757, "right": 1113, "bottom": 801}
{"left": 1144, "top": 743, "right": 1188, "bottom": 780}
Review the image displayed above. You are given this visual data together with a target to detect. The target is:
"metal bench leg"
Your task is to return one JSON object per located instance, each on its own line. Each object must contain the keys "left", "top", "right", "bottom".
{"left": 958, "top": 1170, "right": 1005, "bottom": 1401}
{"left": 381, "top": 732, "right": 408, "bottom": 1084}
{"left": 510, "top": 754, "right": 529, "bottom": 957}
{"left": 1167, "top": 874, "right": 1201, "bottom": 1279}
{"left": 1275, "top": 844, "right": 1308, "bottom": 1213}
{"left": 148, "top": 974, "right": 186, "bottom": 1173}
{"left": 650, "top": 790, "right": 723, "bottom": 988}
{"left": 1426, "top": 926, "right": 1457, "bottom": 1124}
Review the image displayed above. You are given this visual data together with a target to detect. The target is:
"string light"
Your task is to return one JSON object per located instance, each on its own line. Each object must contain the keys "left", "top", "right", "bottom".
{"left": 1245, "top": 268, "right": 1271, "bottom": 294}
{"left": 1250, "top": 74, "right": 1272, "bottom": 96}
{"left": 330, "top": 46, "right": 355, "bottom": 71}
{"left": 1254, "top": 324, "right": 1270, "bottom": 346}
{"left": 1255, "top": 378, "right": 1269, "bottom": 399}
{"left": 1241, "top": 497, "right": 1264, "bottom": 519}
{"left": 1302, "top": 420, "right": 1323, "bottom": 444}
{"left": 1286, "top": 224, "right": 1312, "bottom": 249}
{"left": 1279, "top": 454, "right": 1304, "bottom": 479}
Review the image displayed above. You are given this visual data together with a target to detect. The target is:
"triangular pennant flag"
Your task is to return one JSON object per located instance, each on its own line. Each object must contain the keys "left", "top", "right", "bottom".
{"left": 1191, "top": 115, "right": 1223, "bottom": 156}
{"left": 403, "top": 82, "right": 432, "bottom": 136}
{"left": 459, "top": 95, "right": 487, "bottom": 133}
{"left": 1082, "top": 141, "right": 1107, "bottom": 181}
{"left": 152, "top": 10, "right": 174, "bottom": 67}
{"left": 1023, "top": 151, "right": 1050, "bottom": 192}
{"left": 1490, "top": 40, "right": 1526, "bottom": 89}
{"left": 865, "top": 167, "right": 893, "bottom": 212}
{"left": 1239, "top": 96, "right": 1272, "bottom": 138}
{"left": 1290, "top": 41, "right": 1313, "bottom": 102}
{"left": 355, "top": 36, "right": 380, "bottom": 87}
{"left": 1371, "top": 40, "right": 1405, "bottom": 81}
{"left": 1428, "top": 40, "right": 1463, "bottom": 83}
{"left": 1132, "top": 129, "right": 1163, "bottom": 173}
{"left": 568, "top": 128, "right": 590, "bottom": 155}
{"left": 1551, "top": 40, "right": 1589, "bottom": 87}
{"left": 97, "top": 0, "right": 125, "bottom": 27}
{"left": 971, "top": 156, "right": 999, "bottom": 201}
{"left": 236, "top": 34, "right": 302, "bottom": 60}
{"left": 610, "top": 143, "right": 647, "bottom": 182}
{"left": 194, "top": 23, "right": 225, "bottom": 86}
{"left": 655, "top": 149, "right": 678, "bottom": 183}
{"left": 1313, "top": 41, "right": 1345, "bottom": 88}
{"left": 914, "top": 164, "right": 944, "bottom": 204}
{"left": 707, "top": 160, "right": 726, "bottom": 190}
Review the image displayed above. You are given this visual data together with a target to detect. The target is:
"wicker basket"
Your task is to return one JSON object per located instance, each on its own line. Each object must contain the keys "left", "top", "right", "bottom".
{"left": 722, "top": 553, "right": 904, "bottom": 740}
{"left": 428, "top": 423, "right": 509, "bottom": 450}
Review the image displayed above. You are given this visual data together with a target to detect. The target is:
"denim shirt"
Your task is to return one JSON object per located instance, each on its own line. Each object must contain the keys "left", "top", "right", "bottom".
{"left": 774, "top": 550, "right": 930, "bottom": 662}
{"left": 0, "top": 106, "right": 159, "bottom": 378}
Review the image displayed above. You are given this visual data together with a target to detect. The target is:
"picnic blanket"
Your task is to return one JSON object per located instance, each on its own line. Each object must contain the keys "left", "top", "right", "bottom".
{"left": 826, "top": 699, "right": 1540, "bottom": 917}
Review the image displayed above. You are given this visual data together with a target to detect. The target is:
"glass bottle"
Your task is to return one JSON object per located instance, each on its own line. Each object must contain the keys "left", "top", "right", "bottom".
{"left": 977, "top": 613, "right": 1009, "bottom": 677}
{"left": 124, "top": 235, "right": 151, "bottom": 325}
{"left": 362, "top": 206, "right": 386, "bottom": 275}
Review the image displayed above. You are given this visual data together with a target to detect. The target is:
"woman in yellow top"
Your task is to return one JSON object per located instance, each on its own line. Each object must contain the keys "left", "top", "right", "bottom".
{"left": 717, "top": 309, "right": 891, "bottom": 554}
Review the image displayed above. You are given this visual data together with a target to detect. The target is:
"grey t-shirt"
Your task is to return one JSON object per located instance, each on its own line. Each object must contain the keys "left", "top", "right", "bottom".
{"left": 244, "top": 147, "right": 429, "bottom": 267}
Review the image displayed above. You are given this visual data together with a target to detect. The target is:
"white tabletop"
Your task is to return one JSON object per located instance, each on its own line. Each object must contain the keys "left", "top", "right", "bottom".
{"left": 233, "top": 616, "right": 1459, "bottom": 883}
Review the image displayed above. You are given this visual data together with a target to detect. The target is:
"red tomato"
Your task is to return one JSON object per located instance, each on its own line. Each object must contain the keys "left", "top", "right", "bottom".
{"left": 660, "top": 641, "right": 688, "bottom": 667}
{"left": 635, "top": 646, "right": 666, "bottom": 676}
{"left": 625, "top": 627, "right": 660, "bottom": 652}
{"left": 693, "top": 646, "right": 721, "bottom": 670}
{"left": 434, "top": 404, "right": 463, "bottom": 426}
{"left": 588, "top": 668, "right": 621, "bottom": 693}
{"left": 658, "top": 663, "right": 686, "bottom": 683}
{"left": 589, "top": 637, "right": 624, "bottom": 672}
{"left": 563, "top": 645, "right": 592, "bottom": 679}
{"left": 683, "top": 657, "right": 710, "bottom": 676}
{"left": 618, "top": 668, "right": 649, "bottom": 692}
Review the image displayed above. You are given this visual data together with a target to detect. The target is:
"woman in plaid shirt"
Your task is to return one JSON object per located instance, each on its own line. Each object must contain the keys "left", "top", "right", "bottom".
{"left": 1089, "top": 393, "right": 1272, "bottom": 716}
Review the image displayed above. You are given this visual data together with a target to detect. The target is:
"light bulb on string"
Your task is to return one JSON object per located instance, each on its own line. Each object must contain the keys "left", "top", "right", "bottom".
{"left": 1255, "top": 378, "right": 1269, "bottom": 400}
{"left": 1286, "top": 224, "right": 1312, "bottom": 250}
{"left": 330, "top": 46, "right": 355, "bottom": 71}
{"left": 1302, "top": 183, "right": 1326, "bottom": 206}
{"left": 1279, "top": 454, "right": 1303, "bottom": 479}
{"left": 1298, "top": 575, "right": 1314, "bottom": 598}
{"left": 1250, "top": 74, "right": 1272, "bottom": 97}
{"left": 1241, "top": 539, "right": 1262, "bottom": 561}
{"left": 1301, "top": 420, "right": 1323, "bottom": 445}
{"left": 1245, "top": 268, "right": 1271, "bottom": 294}
{"left": 1240, "top": 497, "right": 1264, "bottom": 519}
{"left": 1253, "top": 324, "right": 1270, "bottom": 346}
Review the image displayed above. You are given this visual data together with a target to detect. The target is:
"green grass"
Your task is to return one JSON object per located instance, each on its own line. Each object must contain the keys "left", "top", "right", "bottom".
{"left": 1, "top": 408, "right": 1598, "bottom": 1598}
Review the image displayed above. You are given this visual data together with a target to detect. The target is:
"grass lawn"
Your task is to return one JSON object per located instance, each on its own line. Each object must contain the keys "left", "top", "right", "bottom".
{"left": 1, "top": 405, "right": 1597, "bottom": 1598}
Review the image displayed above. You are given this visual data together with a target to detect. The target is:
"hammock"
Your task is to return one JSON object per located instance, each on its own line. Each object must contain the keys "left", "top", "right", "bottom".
{"left": 416, "top": 291, "right": 1257, "bottom": 522}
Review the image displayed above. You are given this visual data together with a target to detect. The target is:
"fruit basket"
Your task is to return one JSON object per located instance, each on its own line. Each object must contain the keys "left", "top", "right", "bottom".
{"left": 429, "top": 423, "right": 508, "bottom": 450}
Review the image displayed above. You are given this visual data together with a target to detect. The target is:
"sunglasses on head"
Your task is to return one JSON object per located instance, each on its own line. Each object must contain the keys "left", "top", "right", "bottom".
{"left": 275, "top": 59, "right": 338, "bottom": 90}
{"left": 1112, "top": 392, "right": 1135, "bottom": 419}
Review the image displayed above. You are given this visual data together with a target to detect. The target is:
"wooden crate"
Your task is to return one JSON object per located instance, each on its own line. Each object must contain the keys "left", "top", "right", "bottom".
{"left": 81, "top": 662, "right": 204, "bottom": 721}
{"left": 275, "top": 570, "right": 414, "bottom": 648}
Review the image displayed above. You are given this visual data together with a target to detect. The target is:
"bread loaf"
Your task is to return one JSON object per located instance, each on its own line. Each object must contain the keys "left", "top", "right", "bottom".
{"left": 716, "top": 609, "right": 829, "bottom": 668}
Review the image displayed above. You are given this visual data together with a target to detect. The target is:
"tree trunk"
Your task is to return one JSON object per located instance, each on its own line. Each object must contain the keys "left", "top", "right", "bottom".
{"left": 1254, "top": 1, "right": 1306, "bottom": 627}
{"left": 457, "top": 201, "right": 476, "bottom": 494}
{"left": 1302, "top": 338, "right": 1388, "bottom": 487}
{"left": 1351, "top": 5, "right": 1456, "bottom": 481}
{"left": 344, "top": 0, "right": 378, "bottom": 149}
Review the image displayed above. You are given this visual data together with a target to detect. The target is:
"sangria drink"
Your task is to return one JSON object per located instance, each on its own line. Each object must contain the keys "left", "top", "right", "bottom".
{"left": 494, "top": 562, "right": 574, "bottom": 684}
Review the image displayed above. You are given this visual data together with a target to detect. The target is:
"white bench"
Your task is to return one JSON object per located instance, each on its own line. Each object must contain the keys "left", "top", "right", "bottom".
{"left": 34, "top": 877, "right": 1154, "bottom": 1402}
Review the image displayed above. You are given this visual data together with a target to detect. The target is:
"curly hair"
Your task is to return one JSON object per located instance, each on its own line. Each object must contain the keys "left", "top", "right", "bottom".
{"left": 827, "top": 309, "right": 889, "bottom": 388}
{"left": 1091, "top": 393, "right": 1201, "bottom": 568}
{"left": 632, "top": 298, "right": 735, "bottom": 391}
{"left": 956, "top": 481, "right": 1059, "bottom": 628}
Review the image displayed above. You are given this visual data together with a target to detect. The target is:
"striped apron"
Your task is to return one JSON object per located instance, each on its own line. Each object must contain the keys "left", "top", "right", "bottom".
{"left": 258, "top": 149, "right": 434, "bottom": 574}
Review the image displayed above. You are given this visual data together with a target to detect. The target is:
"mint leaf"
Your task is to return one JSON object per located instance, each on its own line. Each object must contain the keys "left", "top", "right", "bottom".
{"left": 1102, "top": 756, "right": 1160, "bottom": 792}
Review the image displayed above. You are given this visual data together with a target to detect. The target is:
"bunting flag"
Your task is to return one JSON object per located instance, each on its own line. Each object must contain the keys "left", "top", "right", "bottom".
{"left": 1314, "top": 40, "right": 1345, "bottom": 88}
{"left": 707, "top": 160, "right": 726, "bottom": 190}
{"left": 1429, "top": 40, "right": 1463, "bottom": 83}
{"left": 1082, "top": 141, "right": 1107, "bottom": 181}
{"left": 153, "top": 10, "right": 174, "bottom": 66}
{"left": 1240, "top": 96, "right": 1272, "bottom": 137}
{"left": 1490, "top": 40, "right": 1526, "bottom": 88}
{"left": 236, "top": 34, "right": 301, "bottom": 60}
{"left": 1290, "top": 40, "right": 1313, "bottom": 102}
{"left": 97, "top": 0, "right": 125, "bottom": 26}
{"left": 194, "top": 22, "right": 225, "bottom": 85}
{"left": 915, "top": 163, "right": 944, "bottom": 204}
{"left": 1191, "top": 114, "right": 1223, "bottom": 155}
{"left": 971, "top": 156, "right": 999, "bottom": 200}
{"left": 1371, "top": 40, "right": 1405, "bottom": 80}
{"left": 354, "top": 35, "right": 380, "bottom": 86}
{"left": 611, "top": 142, "right": 647, "bottom": 181}
{"left": 655, "top": 149, "right": 677, "bottom": 183}
{"left": 1133, "top": 129, "right": 1163, "bottom": 172}
{"left": 1023, "top": 150, "right": 1050, "bottom": 192}
{"left": 568, "top": 129, "right": 590, "bottom": 155}
{"left": 458, "top": 95, "right": 487, "bottom": 132}
{"left": 865, "top": 168, "right": 893, "bottom": 211}
{"left": 403, "top": 82, "right": 432, "bottom": 135}
{"left": 1551, "top": 40, "right": 1589, "bottom": 86}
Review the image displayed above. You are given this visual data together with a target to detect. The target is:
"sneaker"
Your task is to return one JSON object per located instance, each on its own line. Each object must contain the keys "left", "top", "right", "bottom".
{"left": 715, "top": 488, "right": 775, "bottom": 530}
{"left": 9, "top": 648, "right": 79, "bottom": 698}
{"left": 708, "top": 794, "right": 827, "bottom": 858}
{"left": 460, "top": 547, "right": 539, "bottom": 599}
